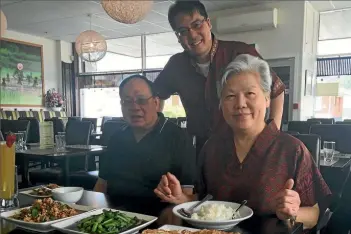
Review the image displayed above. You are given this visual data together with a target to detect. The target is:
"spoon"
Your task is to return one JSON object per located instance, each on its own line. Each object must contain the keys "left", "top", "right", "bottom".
{"left": 232, "top": 200, "right": 247, "bottom": 219}
{"left": 178, "top": 194, "right": 213, "bottom": 218}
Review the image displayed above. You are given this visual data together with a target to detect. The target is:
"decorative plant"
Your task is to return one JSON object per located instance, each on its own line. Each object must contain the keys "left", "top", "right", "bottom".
{"left": 44, "top": 88, "right": 64, "bottom": 108}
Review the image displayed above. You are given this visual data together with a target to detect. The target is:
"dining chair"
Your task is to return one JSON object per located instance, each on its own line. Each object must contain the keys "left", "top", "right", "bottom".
{"left": 0, "top": 119, "right": 30, "bottom": 142}
{"left": 307, "top": 118, "right": 335, "bottom": 124}
{"left": 44, "top": 118, "right": 65, "bottom": 139}
{"left": 18, "top": 117, "right": 40, "bottom": 143}
{"left": 288, "top": 121, "right": 321, "bottom": 134}
{"left": 82, "top": 118, "right": 98, "bottom": 132}
{"left": 291, "top": 133, "right": 321, "bottom": 168}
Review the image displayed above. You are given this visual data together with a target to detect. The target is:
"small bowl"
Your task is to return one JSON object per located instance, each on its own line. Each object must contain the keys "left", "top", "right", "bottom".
{"left": 172, "top": 201, "right": 253, "bottom": 230}
{"left": 51, "top": 187, "right": 84, "bottom": 203}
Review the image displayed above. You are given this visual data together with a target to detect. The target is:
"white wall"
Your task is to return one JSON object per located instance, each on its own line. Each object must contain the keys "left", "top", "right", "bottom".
{"left": 1, "top": 30, "right": 72, "bottom": 110}
{"left": 210, "top": 1, "right": 313, "bottom": 120}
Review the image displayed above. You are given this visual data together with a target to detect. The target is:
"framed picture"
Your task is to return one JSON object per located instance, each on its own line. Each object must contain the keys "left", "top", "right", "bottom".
{"left": 0, "top": 38, "right": 44, "bottom": 106}
{"left": 304, "top": 69, "right": 313, "bottom": 96}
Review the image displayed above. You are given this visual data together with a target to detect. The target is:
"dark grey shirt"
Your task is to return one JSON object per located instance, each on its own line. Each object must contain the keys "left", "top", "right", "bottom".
{"left": 99, "top": 113, "right": 196, "bottom": 215}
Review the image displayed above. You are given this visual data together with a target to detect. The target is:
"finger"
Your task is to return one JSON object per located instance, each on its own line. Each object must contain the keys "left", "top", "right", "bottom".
{"left": 167, "top": 172, "right": 181, "bottom": 187}
{"left": 276, "top": 195, "right": 299, "bottom": 206}
{"left": 284, "top": 179, "right": 294, "bottom": 190}
{"left": 277, "top": 207, "right": 298, "bottom": 217}
{"left": 157, "top": 184, "right": 172, "bottom": 196}
{"left": 161, "top": 175, "right": 169, "bottom": 187}
{"left": 154, "top": 189, "right": 176, "bottom": 203}
{"left": 275, "top": 189, "right": 298, "bottom": 200}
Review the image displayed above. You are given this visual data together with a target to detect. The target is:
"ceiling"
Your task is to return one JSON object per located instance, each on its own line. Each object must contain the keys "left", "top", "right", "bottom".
{"left": 310, "top": 1, "right": 351, "bottom": 12}
{"left": 1, "top": 0, "right": 260, "bottom": 57}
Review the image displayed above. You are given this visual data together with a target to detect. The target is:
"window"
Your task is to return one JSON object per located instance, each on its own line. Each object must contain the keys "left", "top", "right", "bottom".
{"left": 146, "top": 32, "right": 183, "bottom": 69}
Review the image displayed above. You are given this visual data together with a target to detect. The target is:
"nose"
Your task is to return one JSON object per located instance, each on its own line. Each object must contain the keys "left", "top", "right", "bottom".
{"left": 235, "top": 93, "right": 247, "bottom": 109}
{"left": 188, "top": 29, "right": 198, "bottom": 40}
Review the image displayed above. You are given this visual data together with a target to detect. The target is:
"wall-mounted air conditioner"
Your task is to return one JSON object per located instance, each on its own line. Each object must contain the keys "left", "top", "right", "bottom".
{"left": 216, "top": 8, "right": 278, "bottom": 34}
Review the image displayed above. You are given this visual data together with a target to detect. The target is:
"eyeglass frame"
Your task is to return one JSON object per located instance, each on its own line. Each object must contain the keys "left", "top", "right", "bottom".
{"left": 120, "top": 96, "right": 154, "bottom": 106}
{"left": 175, "top": 18, "right": 208, "bottom": 37}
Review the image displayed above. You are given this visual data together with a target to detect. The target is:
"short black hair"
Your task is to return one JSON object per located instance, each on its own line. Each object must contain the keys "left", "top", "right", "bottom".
{"left": 168, "top": 0, "right": 208, "bottom": 31}
{"left": 119, "top": 74, "right": 155, "bottom": 98}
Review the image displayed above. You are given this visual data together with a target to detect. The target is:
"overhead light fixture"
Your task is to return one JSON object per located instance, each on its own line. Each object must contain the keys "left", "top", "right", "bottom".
{"left": 75, "top": 30, "right": 107, "bottom": 62}
{"left": 1, "top": 10, "right": 7, "bottom": 37}
{"left": 101, "top": 0, "right": 153, "bottom": 24}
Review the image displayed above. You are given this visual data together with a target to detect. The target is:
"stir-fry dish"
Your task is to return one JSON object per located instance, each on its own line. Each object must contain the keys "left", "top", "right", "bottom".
{"left": 30, "top": 184, "right": 60, "bottom": 196}
{"left": 11, "top": 198, "right": 78, "bottom": 223}
{"left": 143, "top": 230, "right": 240, "bottom": 234}
{"left": 77, "top": 209, "right": 145, "bottom": 234}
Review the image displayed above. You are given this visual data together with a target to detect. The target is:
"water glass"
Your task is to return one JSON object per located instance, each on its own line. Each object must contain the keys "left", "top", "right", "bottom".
{"left": 55, "top": 134, "right": 66, "bottom": 151}
{"left": 14, "top": 132, "right": 24, "bottom": 151}
{"left": 18, "top": 130, "right": 27, "bottom": 150}
{"left": 323, "top": 141, "right": 336, "bottom": 163}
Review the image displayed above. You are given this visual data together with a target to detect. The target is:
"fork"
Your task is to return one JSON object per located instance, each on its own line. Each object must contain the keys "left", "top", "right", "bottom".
{"left": 177, "top": 194, "right": 213, "bottom": 218}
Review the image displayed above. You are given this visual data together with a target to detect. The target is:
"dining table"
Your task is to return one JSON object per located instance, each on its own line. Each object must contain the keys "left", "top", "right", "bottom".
{"left": 0, "top": 187, "right": 303, "bottom": 234}
{"left": 16, "top": 144, "right": 106, "bottom": 186}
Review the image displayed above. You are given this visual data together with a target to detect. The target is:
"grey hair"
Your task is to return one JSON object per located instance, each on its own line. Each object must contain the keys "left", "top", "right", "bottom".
{"left": 217, "top": 54, "right": 272, "bottom": 98}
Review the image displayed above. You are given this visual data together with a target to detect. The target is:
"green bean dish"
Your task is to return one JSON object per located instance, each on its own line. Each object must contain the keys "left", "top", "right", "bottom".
{"left": 76, "top": 209, "right": 146, "bottom": 234}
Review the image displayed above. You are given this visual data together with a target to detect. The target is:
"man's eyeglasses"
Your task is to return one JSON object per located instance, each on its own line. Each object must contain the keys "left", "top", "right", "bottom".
{"left": 175, "top": 18, "right": 207, "bottom": 37}
{"left": 121, "top": 96, "right": 153, "bottom": 106}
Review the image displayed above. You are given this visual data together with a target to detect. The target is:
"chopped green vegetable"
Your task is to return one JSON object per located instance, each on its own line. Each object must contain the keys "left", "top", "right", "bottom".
{"left": 77, "top": 210, "right": 146, "bottom": 234}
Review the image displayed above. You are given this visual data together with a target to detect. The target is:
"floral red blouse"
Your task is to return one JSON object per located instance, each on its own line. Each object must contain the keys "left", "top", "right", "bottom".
{"left": 196, "top": 121, "right": 332, "bottom": 216}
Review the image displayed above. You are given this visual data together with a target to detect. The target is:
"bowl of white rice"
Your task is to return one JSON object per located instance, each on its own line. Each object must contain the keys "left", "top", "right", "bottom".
{"left": 172, "top": 201, "right": 253, "bottom": 230}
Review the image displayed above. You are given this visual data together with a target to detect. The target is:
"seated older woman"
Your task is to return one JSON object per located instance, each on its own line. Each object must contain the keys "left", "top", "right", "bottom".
{"left": 154, "top": 54, "right": 331, "bottom": 230}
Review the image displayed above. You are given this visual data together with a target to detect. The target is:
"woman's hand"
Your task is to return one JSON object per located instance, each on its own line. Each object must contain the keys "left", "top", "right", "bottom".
{"left": 274, "top": 179, "right": 301, "bottom": 220}
{"left": 154, "top": 172, "right": 189, "bottom": 204}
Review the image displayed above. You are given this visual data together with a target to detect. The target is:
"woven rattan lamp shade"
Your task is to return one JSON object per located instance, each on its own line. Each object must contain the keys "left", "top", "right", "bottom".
{"left": 75, "top": 30, "right": 107, "bottom": 62}
{"left": 101, "top": 0, "right": 153, "bottom": 24}
{"left": 1, "top": 10, "right": 7, "bottom": 37}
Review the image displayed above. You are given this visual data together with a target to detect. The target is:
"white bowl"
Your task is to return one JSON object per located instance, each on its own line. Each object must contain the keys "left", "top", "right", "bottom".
{"left": 52, "top": 187, "right": 84, "bottom": 203}
{"left": 172, "top": 201, "right": 253, "bottom": 230}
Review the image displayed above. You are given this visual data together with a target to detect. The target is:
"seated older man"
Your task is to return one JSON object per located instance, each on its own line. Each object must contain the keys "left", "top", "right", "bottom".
{"left": 94, "top": 75, "right": 195, "bottom": 216}
{"left": 155, "top": 55, "right": 331, "bottom": 231}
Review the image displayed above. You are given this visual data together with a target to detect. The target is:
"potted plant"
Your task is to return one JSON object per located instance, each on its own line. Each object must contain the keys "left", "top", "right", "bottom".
{"left": 44, "top": 88, "right": 64, "bottom": 111}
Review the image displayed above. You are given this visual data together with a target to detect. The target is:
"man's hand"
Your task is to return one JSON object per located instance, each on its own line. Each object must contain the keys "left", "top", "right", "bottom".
{"left": 274, "top": 179, "right": 301, "bottom": 220}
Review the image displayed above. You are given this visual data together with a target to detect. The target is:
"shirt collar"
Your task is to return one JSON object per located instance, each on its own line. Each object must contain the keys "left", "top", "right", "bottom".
{"left": 189, "top": 34, "right": 219, "bottom": 72}
{"left": 124, "top": 112, "right": 167, "bottom": 135}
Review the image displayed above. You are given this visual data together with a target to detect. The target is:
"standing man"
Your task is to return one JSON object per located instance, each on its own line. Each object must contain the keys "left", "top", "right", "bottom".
{"left": 154, "top": 1, "right": 285, "bottom": 155}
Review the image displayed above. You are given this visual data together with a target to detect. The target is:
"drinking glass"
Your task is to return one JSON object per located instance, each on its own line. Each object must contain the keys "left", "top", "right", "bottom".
{"left": 14, "top": 132, "right": 24, "bottom": 151}
{"left": 55, "top": 134, "right": 66, "bottom": 152}
{"left": 18, "top": 130, "right": 27, "bottom": 150}
{"left": 323, "top": 141, "right": 336, "bottom": 163}
{"left": 0, "top": 142, "right": 19, "bottom": 211}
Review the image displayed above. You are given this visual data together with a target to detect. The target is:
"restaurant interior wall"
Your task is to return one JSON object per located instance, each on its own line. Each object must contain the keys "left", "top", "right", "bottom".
{"left": 210, "top": 1, "right": 318, "bottom": 121}
{"left": 1, "top": 30, "right": 73, "bottom": 111}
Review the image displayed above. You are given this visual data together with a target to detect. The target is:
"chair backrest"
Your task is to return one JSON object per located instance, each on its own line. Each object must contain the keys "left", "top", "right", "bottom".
{"left": 65, "top": 121, "right": 92, "bottom": 145}
{"left": 100, "top": 120, "right": 127, "bottom": 146}
{"left": 288, "top": 121, "right": 321, "bottom": 134}
{"left": 45, "top": 118, "right": 65, "bottom": 137}
{"left": 18, "top": 117, "right": 40, "bottom": 143}
{"left": 101, "top": 116, "right": 113, "bottom": 131}
{"left": 82, "top": 118, "right": 97, "bottom": 132}
{"left": 68, "top": 116, "right": 82, "bottom": 121}
{"left": 310, "top": 124, "right": 351, "bottom": 153}
{"left": 0, "top": 119, "right": 30, "bottom": 142}
{"left": 291, "top": 133, "right": 321, "bottom": 168}
{"left": 307, "top": 118, "right": 335, "bottom": 124}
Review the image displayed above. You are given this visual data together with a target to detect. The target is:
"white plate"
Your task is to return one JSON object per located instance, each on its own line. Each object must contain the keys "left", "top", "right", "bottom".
{"left": 0, "top": 203, "right": 95, "bottom": 233}
{"left": 158, "top": 225, "right": 199, "bottom": 232}
{"left": 51, "top": 208, "right": 158, "bottom": 234}
{"left": 173, "top": 201, "right": 253, "bottom": 230}
{"left": 20, "top": 189, "right": 52, "bottom": 198}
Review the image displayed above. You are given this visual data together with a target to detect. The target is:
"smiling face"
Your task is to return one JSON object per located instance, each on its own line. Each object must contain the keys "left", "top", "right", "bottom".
{"left": 120, "top": 78, "right": 160, "bottom": 131}
{"left": 173, "top": 11, "right": 213, "bottom": 61}
{"left": 221, "top": 71, "right": 270, "bottom": 132}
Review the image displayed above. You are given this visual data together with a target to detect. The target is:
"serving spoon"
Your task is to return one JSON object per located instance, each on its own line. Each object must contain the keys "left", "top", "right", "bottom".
{"left": 232, "top": 200, "right": 247, "bottom": 219}
{"left": 178, "top": 194, "right": 213, "bottom": 218}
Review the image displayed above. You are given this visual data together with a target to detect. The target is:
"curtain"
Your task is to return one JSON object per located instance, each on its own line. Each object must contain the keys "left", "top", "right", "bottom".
{"left": 317, "top": 57, "right": 351, "bottom": 77}
{"left": 62, "top": 62, "right": 74, "bottom": 116}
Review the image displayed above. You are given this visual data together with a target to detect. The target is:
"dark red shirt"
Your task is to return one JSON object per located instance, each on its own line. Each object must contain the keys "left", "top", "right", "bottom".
{"left": 196, "top": 121, "right": 331, "bottom": 216}
{"left": 154, "top": 37, "right": 286, "bottom": 137}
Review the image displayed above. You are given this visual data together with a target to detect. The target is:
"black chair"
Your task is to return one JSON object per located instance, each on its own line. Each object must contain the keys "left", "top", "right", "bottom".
{"left": 310, "top": 124, "right": 351, "bottom": 153}
{"left": 323, "top": 174, "right": 351, "bottom": 234}
{"left": 29, "top": 121, "right": 92, "bottom": 185}
{"left": 68, "top": 116, "right": 82, "bottom": 121}
{"left": 291, "top": 133, "right": 321, "bottom": 168}
{"left": 18, "top": 117, "right": 40, "bottom": 143}
{"left": 45, "top": 118, "right": 65, "bottom": 138}
{"left": 82, "top": 118, "right": 98, "bottom": 132}
{"left": 288, "top": 121, "right": 321, "bottom": 134}
{"left": 0, "top": 119, "right": 30, "bottom": 142}
{"left": 100, "top": 120, "right": 126, "bottom": 146}
{"left": 101, "top": 116, "right": 113, "bottom": 131}
{"left": 307, "top": 118, "right": 335, "bottom": 124}
{"left": 284, "top": 130, "right": 300, "bottom": 135}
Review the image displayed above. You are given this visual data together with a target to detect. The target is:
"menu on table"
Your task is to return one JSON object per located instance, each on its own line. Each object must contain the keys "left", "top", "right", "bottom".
{"left": 39, "top": 122, "right": 54, "bottom": 149}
